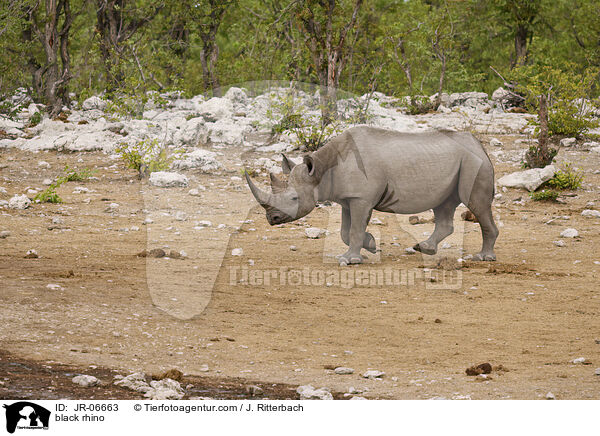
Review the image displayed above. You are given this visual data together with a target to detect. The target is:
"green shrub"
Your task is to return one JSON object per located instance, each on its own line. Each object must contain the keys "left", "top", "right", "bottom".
{"left": 522, "top": 145, "right": 557, "bottom": 169}
{"left": 530, "top": 189, "right": 559, "bottom": 202}
{"left": 546, "top": 163, "right": 584, "bottom": 190}
{"left": 512, "top": 65, "right": 600, "bottom": 138}
{"left": 28, "top": 111, "right": 42, "bottom": 127}
{"left": 116, "top": 138, "right": 182, "bottom": 178}
{"left": 34, "top": 166, "right": 94, "bottom": 203}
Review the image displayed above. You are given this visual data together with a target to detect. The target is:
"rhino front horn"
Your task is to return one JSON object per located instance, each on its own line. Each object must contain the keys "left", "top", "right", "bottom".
{"left": 245, "top": 171, "right": 271, "bottom": 206}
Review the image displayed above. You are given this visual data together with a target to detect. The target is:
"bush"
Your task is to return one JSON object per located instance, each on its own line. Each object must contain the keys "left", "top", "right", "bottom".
{"left": 116, "top": 138, "right": 181, "bottom": 178}
{"left": 34, "top": 184, "right": 62, "bottom": 203}
{"left": 511, "top": 65, "right": 600, "bottom": 138}
{"left": 530, "top": 189, "right": 559, "bottom": 202}
{"left": 522, "top": 144, "right": 557, "bottom": 169}
{"left": 546, "top": 163, "right": 584, "bottom": 190}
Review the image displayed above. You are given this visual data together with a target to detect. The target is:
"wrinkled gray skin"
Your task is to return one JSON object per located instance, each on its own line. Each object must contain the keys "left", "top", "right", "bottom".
{"left": 246, "top": 126, "right": 498, "bottom": 265}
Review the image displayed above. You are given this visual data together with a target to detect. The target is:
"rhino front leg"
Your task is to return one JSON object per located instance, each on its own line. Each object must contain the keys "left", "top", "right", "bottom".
{"left": 340, "top": 207, "right": 377, "bottom": 254}
{"left": 338, "top": 201, "right": 372, "bottom": 265}
{"left": 414, "top": 194, "right": 460, "bottom": 255}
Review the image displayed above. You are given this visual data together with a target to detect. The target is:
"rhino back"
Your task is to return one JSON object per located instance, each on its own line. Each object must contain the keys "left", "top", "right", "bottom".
{"left": 319, "top": 126, "right": 483, "bottom": 213}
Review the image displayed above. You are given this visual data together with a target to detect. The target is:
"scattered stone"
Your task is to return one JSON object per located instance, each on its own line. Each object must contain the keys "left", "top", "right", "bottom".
{"left": 553, "top": 240, "right": 565, "bottom": 247}
{"left": 560, "top": 228, "right": 579, "bottom": 238}
{"left": 362, "top": 370, "right": 385, "bottom": 380}
{"left": 581, "top": 209, "right": 600, "bottom": 218}
{"left": 81, "top": 96, "right": 107, "bottom": 111}
{"left": 114, "top": 373, "right": 153, "bottom": 394}
{"left": 461, "top": 210, "right": 478, "bottom": 222}
{"left": 545, "top": 392, "right": 555, "bottom": 400}
{"left": 38, "top": 161, "right": 50, "bottom": 168}
{"left": 168, "top": 250, "right": 186, "bottom": 259}
{"left": 296, "top": 385, "right": 333, "bottom": 400}
{"left": 560, "top": 137, "right": 576, "bottom": 147}
{"left": 149, "top": 171, "right": 189, "bottom": 188}
{"left": 572, "top": 357, "right": 586, "bottom": 364}
{"left": 42, "top": 178, "right": 53, "bottom": 185}
{"left": 137, "top": 248, "right": 166, "bottom": 258}
{"left": 245, "top": 385, "right": 263, "bottom": 397}
{"left": 145, "top": 379, "right": 185, "bottom": 400}
{"left": 0, "top": 230, "right": 10, "bottom": 239}
{"left": 497, "top": 165, "right": 556, "bottom": 192}
{"left": 231, "top": 248, "right": 243, "bottom": 256}
{"left": 46, "top": 283, "right": 63, "bottom": 291}
{"left": 24, "top": 249, "right": 38, "bottom": 259}
{"left": 188, "top": 188, "right": 201, "bottom": 196}
{"left": 9, "top": 194, "right": 31, "bottom": 209}
{"left": 72, "top": 375, "right": 99, "bottom": 387}
{"left": 594, "top": 368, "right": 600, "bottom": 376}
{"left": 370, "top": 217, "right": 384, "bottom": 225}
{"left": 334, "top": 367, "right": 355, "bottom": 375}
{"left": 172, "top": 149, "right": 221, "bottom": 172}
{"left": 405, "top": 247, "right": 417, "bottom": 254}
{"left": 465, "top": 362, "right": 492, "bottom": 376}
{"left": 154, "top": 369, "right": 183, "bottom": 382}
{"left": 290, "top": 245, "right": 297, "bottom": 251}
{"left": 305, "top": 227, "right": 325, "bottom": 239}
{"left": 490, "top": 138, "right": 503, "bottom": 147}
{"left": 196, "top": 220, "right": 212, "bottom": 227}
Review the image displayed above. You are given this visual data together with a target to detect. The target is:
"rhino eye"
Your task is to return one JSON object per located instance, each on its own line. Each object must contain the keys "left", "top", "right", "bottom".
{"left": 291, "top": 195, "right": 298, "bottom": 201}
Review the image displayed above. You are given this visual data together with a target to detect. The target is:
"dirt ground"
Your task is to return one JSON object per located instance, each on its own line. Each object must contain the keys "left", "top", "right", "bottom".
{"left": 1, "top": 134, "right": 599, "bottom": 400}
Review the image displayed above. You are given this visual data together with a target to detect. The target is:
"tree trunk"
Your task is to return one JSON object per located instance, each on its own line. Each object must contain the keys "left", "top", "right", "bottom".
{"left": 513, "top": 24, "right": 529, "bottom": 67}
{"left": 30, "top": 0, "right": 73, "bottom": 116}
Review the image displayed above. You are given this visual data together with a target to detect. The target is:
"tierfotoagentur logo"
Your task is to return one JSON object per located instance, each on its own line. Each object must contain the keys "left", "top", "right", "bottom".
{"left": 3, "top": 402, "right": 50, "bottom": 434}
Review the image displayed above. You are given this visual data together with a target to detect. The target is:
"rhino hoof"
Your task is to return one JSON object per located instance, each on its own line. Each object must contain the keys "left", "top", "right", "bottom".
{"left": 413, "top": 242, "right": 436, "bottom": 255}
{"left": 473, "top": 252, "right": 496, "bottom": 261}
{"left": 337, "top": 253, "right": 363, "bottom": 265}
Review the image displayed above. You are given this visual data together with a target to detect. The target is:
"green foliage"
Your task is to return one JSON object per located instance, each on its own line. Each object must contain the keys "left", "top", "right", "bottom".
{"left": 116, "top": 138, "right": 182, "bottom": 178}
{"left": 546, "top": 163, "right": 584, "bottom": 190}
{"left": 529, "top": 189, "right": 559, "bottom": 202}
{"left": 28, "top": 111, "right": 42, "bottom": 127}
{"left": 511, "top": 65, "right": 600, "bottom": 137}
{"left": 34, "top": 166, "right": 94, "bottom": 203}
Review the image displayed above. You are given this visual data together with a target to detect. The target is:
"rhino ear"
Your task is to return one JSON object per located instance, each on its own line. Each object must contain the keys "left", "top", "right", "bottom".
{"left": 281, "top": 154, "right": 296, "bottom": 174}
{"left": 269, "top": 172, "right": 286, "bottom": 193}
{"left": 303, "top": 154, "right": 321, "bottom": 179}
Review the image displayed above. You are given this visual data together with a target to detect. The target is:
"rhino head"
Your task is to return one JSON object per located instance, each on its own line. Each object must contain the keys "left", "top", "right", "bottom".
{"left": 246, "top": 154, "right": 321, "bottom": 225}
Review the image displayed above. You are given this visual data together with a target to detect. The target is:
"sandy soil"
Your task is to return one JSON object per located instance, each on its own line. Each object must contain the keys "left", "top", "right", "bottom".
{"left": 1, "top": 135, "right": 599, "bottom": 400}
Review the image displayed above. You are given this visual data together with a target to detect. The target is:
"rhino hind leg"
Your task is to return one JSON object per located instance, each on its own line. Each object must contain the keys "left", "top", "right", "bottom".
{"left": 462, "top": 166, "right": 498, "bottom": 261}
{"left": 414, "top": 194, "right": 460, "bottom": 255}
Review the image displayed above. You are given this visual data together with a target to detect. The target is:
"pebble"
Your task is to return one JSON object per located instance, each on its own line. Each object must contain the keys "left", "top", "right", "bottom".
{"left": 405, "top": 247, "right": 416, "bottom": 254}
{"left": 188, "top": 189, "right": 201, "bottom": 196}
{"left": 46, "top": 284, "right": 63, "bottom": 291}
{"left": 297, "top": 385, "right": 333, "bottom": 400}
{"left": 572, "top": 357, "right": 586, "bottom": 364}
{"left": 9, "top": 194, "right": 31, "bottom": 209}
{"left": 0, "top": 230, "right": 10, "bottom": 239}
{"left": 553, "top": 240, "right": 565, "bottom": 247}
{"left": 290, "top": 245, "right": 297, "bottom": 251}
{"left": 546, "top": 392, "right": 556, "bottom": 400}
{"left": 490, "top": 138, "right": 503, "bottom": 147}
{"left": 196, "top": 220, "right": 212, "bottom": 227}
{"left": 305, "top": 227, "right": 325, "bottom": 239}
{"left": 560, "top": 228, "right": 579, "bottom": 238}
{"left": 581, "top": 209, "right": 600, "bottom": 218}
{"left": 362, "top": 370, "right": 385, "bottom": 380}
{"left": 42, "top": 178, "right": 53, "bottom": 185}
{"left": 231, "top": 248, "right": 243, "bottom": 256}
{"left": 334, "top": 367, "right": 355, "bottom": 375}
{"left": 595, "top": 368, "right": 600, "bottom": 376}
{"left": 24, "top": 249, "right": 38, "bottom": 258}
{"left": 72, "top": 375, "right": 99, "bottom": 387}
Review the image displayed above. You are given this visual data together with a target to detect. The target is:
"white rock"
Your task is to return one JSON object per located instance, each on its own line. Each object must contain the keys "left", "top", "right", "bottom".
{"left": 188, "top": 189, "right": 201, "bottom": 196}
{"left": 546, "top": 392, "right": 555, "bottom": 400}
{"left": 572, "top": 357, "right": 586, "bottom": 364}
{"left": 0, "top": 187, "right": 6, "bottom": 194}
{"left": 560, "top": 137, "right": 576, "bottom": 147}
{"left": 560, "top": 228, "right": 579, "bottom": 238}
{"left": 9, "top": 194, "right": 31, "bottom": 209}
{"left": 46, "top": 283, "right": 63, "bottom": 291}
{"left": 175, "top": 211, "right": 187, "bottom": 221}
{"left": 114, "top": 373, "right": 152, "bottom": 394}
{"left": 149, "top": 171, "right": 188, "bottom": 188}
{"left": 334, "top": 367, "right": 355, "bottom": 375}
{"left": 197, "top": 97, "right": 233, "bottom": 122}
{"left": 38, "top": 160, "right": 50, "bottom": 168}
{"left": 362, "top": 370, "right": 385, "bottom": 379}
{"left": 172, "top": 149, "right": 221, "bottom": 172}
{"left": 42, "top": 178, "right": 53, "bottom": 185}
{"left": 490, "top": 138, "right": 503, "bottom": 147}
{"left": 231, "top": 248, "right": 243, "bottom": 256}
{"left": 581, "top": 209, "right": 600, "bottom": 218}
{"left": 296, "top": 385, "right": 333, "bottom": 400}
{"left": 81, "top": 96, "right": 107, "bottom": 111}
{"left": 497, "top": 165, "right": 556, "bottom": 192}
{"left": 196, "top": 220, "right": 212, "bottom": 227}
{"left": 0, "top": 230, "right": 10, "bottom": 239}
{"left": 224, "top": 87, "right": 248, "bottom": 104}
{"left": 145, "top": 379, "right": 185, "bottom": 400}
{"left": 72, "top": 375, "right": 99, "bottom": 387}
{"left": 595, "top": 368, "right": 600, "bottom": 376}
{"left": 305, "top": 227, "right": 325, "bottom": 239}
{"left": 553, "top": 240, "right": 565, "bottom": 247}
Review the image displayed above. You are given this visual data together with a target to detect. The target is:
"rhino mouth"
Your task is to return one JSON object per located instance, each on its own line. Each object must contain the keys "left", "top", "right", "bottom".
{"left": 267, "top": 210, "right": 293, "bottom": 225}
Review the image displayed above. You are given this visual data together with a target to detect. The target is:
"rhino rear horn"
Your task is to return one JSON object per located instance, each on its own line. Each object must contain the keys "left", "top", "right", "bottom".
{"left": 281, "top": 154, "right": 296, "bottom": 174}
{"left": 269, "top": 172, "right": 287, "bottom": 193}
{"left": 245, "top": 171, "right": 271, "bottom": 206}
